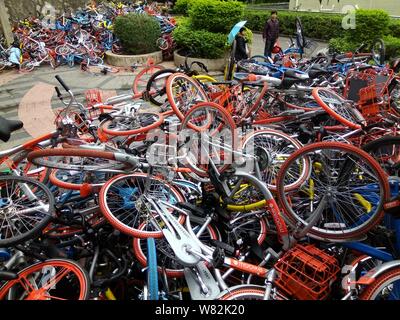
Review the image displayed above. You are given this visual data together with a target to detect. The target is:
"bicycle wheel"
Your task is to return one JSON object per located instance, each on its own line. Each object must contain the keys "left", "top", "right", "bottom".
{"left": 49, "top": 169, "right": 111, "bottom": 190}
{"left": 1, "top": 146, "right": 50, "bottom": 183}
{"left": 146, "top": 69, "right": 175, "bottom": 106}
{"left": 241, "top": 129, "right": 309, "bottom": 191}
{"left": 362, "top": 136, "right": 400, "bottom": 177}
{"left": 0, "top": 175, "right": 54, "bottom": 247}
{"left": 0, "top": 259, "right": 90, "bottom": 300}
{"left": 312, "top": 88, "right": 364, "bottom": 130}
{"left": 360, "top": 267, "right": 400, "bottom": 300}
{"left": 371, "top": 38, "right": 386, "bottom": 66}
{"left": 99, "top": 112, "right": 164, "bottom": 136}
{"left": 166, "top": 73, "right": 209, "bottom": 121}
{"left": 156, "top": 38, "right": 169, "bottom": 51}
{"left": 146, "top": 238, "right": 159, "bottom": 300}
{"left": 19, "top": 61, "right": 35, "bottom": 73}
{"left": 27, "top": 148, "right": 136, "bottom": 173}
{"left": 179, "top": 102, "right": 237, "bottom": 177}
{"left": 295, "top": 17, "right": 306, "bottom": 51}
{"left": 133, "top": 65, "right": 165, "bottom": 94}
{"left": 99, "top": 173, "right": 185, "bottom": 238}
{"left": 217, "top": 285, "right": 266, "bottom": 300}
{"left": 276, "top": 142, "right": 390, "bottom": 241}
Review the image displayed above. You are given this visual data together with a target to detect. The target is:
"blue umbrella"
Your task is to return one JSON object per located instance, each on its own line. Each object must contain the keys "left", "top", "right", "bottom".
{"left": 228, "top": 20, "right": 247, "bottom": 45}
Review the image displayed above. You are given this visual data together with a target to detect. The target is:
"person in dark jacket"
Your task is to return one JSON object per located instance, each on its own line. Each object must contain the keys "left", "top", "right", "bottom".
{"left": 263, "top": 11, "right": 280, "bottom": 58}
{"left": 234, "top": 27, "right": 248, "bottom": 62}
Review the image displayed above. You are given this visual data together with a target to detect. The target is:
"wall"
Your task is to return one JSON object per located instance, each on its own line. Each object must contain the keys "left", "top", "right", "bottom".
{"left": 289, "top": 0, "right": 400, "bottom": 16}
{"left": 4, "top": 0, "right": 88, "bottom": 22}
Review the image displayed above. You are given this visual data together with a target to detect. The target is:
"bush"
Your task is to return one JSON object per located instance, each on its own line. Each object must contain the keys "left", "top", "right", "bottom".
{"left": 328, "top": 38, "right": 358, "bottom": 54}
{"left": 172, "top": 0, "right": 195, "bottom": 14}
{"left": 243, "top": 10, "right": 343, "bottom": 40}
{"left": 384, "top": 36, "right": 400, "bottom": 60}
{"left": 173, "top": 21, "right": 227, "bottom": 59}
{"left": 189, "top": 0, "right": 245, "bottom": 33}
{"left": 114, "top": 14, "right": 161, "bottom": 55}
{"left": 389, "top": 20, "right": 400, "bottom": 38}
{"left": 351, "top": 9, "right": 389, "bottom": 43}
{"left": 243, "top": 27, "right": 253, "bottom": 44}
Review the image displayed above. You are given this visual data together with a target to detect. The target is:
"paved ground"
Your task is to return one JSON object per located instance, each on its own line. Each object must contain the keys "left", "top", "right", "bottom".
{"left": 0, "top": 34, "right": 328, "bottom": 151}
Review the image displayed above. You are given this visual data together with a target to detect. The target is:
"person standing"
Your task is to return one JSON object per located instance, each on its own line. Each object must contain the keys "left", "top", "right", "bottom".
{"left": 263, "top": 10, "right": 280, "bottom": 58}
{"left": 234, "top": 27, "right": 248, "bottom": 62}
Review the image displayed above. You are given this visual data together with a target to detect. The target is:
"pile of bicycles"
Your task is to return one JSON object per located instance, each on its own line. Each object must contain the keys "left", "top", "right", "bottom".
{"left": 2, "top": 1, "right": 176, "bottom": 72}
{"left": 0, "top": 39, "right": 400, "bottom": 299}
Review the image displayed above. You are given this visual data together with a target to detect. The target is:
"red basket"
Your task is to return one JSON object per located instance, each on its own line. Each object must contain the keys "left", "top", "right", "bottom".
{"left": 344, "top": 68, "right": 393, "bottom": 104}
{"left": 85, "top": 89, "right": 103, "bottom": 108}
{"left": 274, "top": 244, "right": 340, "bottom": 300}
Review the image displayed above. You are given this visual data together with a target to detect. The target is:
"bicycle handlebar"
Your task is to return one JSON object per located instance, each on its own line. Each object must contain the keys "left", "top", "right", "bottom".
{"left": 55, "top": 75, "right": 70, "bottom": 92}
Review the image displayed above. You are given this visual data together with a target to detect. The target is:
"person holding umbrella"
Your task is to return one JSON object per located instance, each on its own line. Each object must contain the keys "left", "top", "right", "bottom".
{"left": 263, "top": 10, "right": 280, "bottom": 58}
{"left": 234, "top": 27, "right": 248, "bottom": 62}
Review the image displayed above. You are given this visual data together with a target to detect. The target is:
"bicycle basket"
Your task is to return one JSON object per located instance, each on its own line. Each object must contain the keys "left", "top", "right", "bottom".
{"left": 358, "top": 83, "right": 386, "bottom": 117}
{"left": 85, "top": 89, "right": 103, "bottom": 108}
{"left": 274, "top": 244, "right": 340, "bottom": 300}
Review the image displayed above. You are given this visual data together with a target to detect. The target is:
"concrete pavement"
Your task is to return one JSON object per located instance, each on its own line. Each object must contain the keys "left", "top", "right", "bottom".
{"left": 0, "top": 35, "right": 328, "bottom": 150}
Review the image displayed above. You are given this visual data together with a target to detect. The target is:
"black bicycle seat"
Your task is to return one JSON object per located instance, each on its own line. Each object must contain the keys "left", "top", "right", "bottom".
{"left": 0, "top": 116, "right": 23, "bottom": 142}
{"left": 0, "top": 271, "right": 18, "bottom": 280}
{"left": 280, "top": 77, "right": 304, "bottom": 89}
{"left": 308, "top": 65, "right": 330, "bottom": 78}
{"left": 283, "top": 69, "right": 308, "bottom": 80}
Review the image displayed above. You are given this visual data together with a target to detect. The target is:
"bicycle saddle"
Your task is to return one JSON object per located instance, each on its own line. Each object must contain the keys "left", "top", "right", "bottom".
{"left": 283, "top": 69, "right": 309, "bottom": 80}
{"left": 0, "top": 271, "right": 18, "bottom": 280}
{"left": 0, "top": 116, "right": 23, "bottom": 142}
{"left": 308, "top": 65, "right": 330, "bottom": 79}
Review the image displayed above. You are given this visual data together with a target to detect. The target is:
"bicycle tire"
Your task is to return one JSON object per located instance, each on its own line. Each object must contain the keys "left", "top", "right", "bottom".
{"left": 0, "top": 175, "right": 55, "bottom": 247}
{"left": 241, "top": 129, "right": 309, "bottom": 191}
{"left": 146, "top": 68, "right": 176, "bottom": 106}
{"left": 360, "top": 267, "right": 400, "bottom": 300}
{"left": 166, "top": 73, "right": 209, "bottom": 121}
{"left": 312, "top": 88, "right": 363, "bottom": 130}
{"left": 276, "top": 142, "right": 390, "bottom": 241}
{"left": 99, "top": 173, "right": 185, "bottom": 238}
{"left": 0, "top": 258, "right": 90, "bottom": 300}
{"left": 99, "top": 112, "right": 164, "bottom": 136}
{"left": 133, "top": 64, "right": 165, "bottom": 94}
{"left": 361, "top": 136, "right": 400, "bottom": 177}
{"left": 19, "top": 61, "right": 35, "bottom": 73}
{"left": 179, "top": 102, "right": 237, "bottom": 177}
{"left": 371, "top": 38, "right": 386, "bottom": 66}
{"left": 217, "top": 285, "right": 266, "bottom": 300}
{"left": 27, "top": 148, "right": 136, "bottom": 172}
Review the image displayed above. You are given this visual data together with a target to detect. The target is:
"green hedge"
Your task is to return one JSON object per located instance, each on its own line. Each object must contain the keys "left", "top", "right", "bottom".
{"left": 384, "top": 36, "right": 400, "bottom": 60}
{"left": 189, "top": 0, "right": 245, "bottom": 33}
{"left": 173, "top": 0, "right": 244, "bottom": 15}
{"left": 244, "top": 9, "right": 395, "bottom": 42}
{"left": 243, "top": 10, "right": 343, "bottom": 40}
{"left": 173, "top": 21, "right": 227, "bottom": 59}
{"left": 329, "top": 36, "right": 400, "bottom": 60}
{"left": 351, "top": 9, "right": 389, "bottom": 43}
{"left": 172, "top": 0, "right": 196, "bottom": 14}
{"left": 114, "top": 14, "right": 161, "bottom": 54}
{"left": 389, "top": 20, "right": 400, "bottom": 38}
